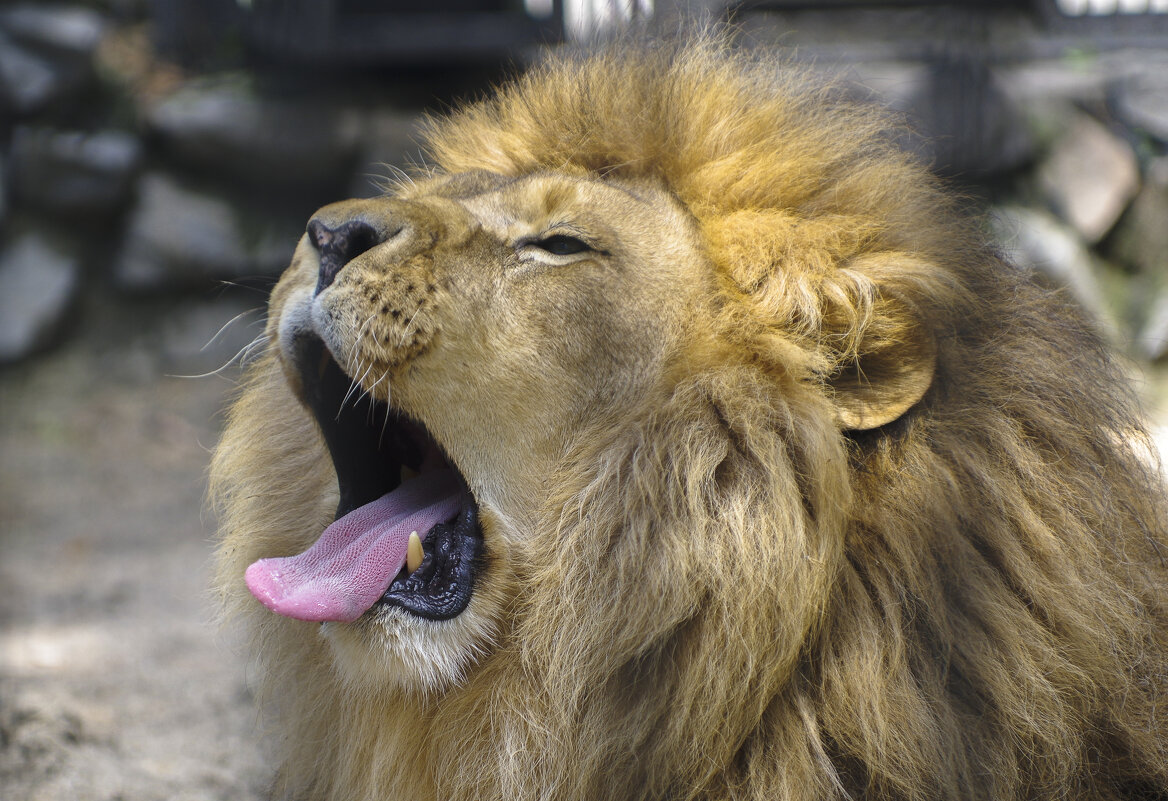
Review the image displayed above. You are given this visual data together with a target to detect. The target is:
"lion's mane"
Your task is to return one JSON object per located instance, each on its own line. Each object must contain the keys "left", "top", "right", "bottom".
{"left": 212, "top": 36, "right": 1168, "bottom": 801}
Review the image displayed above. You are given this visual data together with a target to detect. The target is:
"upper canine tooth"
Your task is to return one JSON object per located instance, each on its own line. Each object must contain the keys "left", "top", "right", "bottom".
{"left": 407, "top": 531, "right": 424, "bottom": 573}
{"left": 401, "top": 465, "right": 418, "bottom": 483}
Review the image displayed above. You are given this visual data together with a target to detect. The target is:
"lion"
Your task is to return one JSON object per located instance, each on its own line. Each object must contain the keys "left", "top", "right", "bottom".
{"left": 210, "top": 35, "right": 1168, "bottom": 801}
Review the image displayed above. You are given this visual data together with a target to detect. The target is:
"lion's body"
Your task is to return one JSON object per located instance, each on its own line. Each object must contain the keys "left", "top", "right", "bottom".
{"left": 211, "top": 37, "right": 1168, "bottom": 801}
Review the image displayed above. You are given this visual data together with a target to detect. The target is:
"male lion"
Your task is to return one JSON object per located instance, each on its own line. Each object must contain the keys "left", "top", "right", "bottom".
{"left": 211, "top": 37, "right": 1168, "bottom": 801}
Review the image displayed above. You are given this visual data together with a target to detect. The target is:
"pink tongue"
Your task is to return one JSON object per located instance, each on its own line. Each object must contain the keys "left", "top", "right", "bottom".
{"left": 245, "top": 470, "right": 465, "bottom": 622}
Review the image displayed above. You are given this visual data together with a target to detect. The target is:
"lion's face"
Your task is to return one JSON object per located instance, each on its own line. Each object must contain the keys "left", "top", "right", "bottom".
{"left": 255, "top": 170, "right": 711, "bottom": 692}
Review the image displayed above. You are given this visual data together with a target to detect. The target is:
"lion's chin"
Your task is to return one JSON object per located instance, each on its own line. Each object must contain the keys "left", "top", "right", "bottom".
{"left": 320, "top": 598, "right": 498, "bottom": 695}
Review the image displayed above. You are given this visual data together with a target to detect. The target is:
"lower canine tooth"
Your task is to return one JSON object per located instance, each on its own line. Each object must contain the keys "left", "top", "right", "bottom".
{"left": 407, "top": 531, "right": 424, "bottom": 573}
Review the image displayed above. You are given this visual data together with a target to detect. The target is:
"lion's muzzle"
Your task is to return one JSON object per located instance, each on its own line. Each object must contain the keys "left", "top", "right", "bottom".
{"left": 306, "top": 197, "right": 440, "bottom": 292}
{"left": 247, "top": 196, "right": 489, "bottom": 625}
{"left": 303, "top": 197, "right": 456, "bottom": 373}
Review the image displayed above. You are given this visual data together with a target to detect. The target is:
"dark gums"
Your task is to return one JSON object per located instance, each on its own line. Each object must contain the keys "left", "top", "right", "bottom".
{"left": 381, "top": 505, "right": 482, "bottom": 621}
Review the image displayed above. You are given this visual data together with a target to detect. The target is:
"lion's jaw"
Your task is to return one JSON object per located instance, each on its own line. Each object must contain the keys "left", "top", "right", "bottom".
{"left": 262, "top": 170, "right": 710, "bottom": 694}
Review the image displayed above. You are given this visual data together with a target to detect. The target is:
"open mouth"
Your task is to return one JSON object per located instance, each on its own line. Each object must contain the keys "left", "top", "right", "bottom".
{"left": 244, "top": 333, "right": 482, "bottom": 623}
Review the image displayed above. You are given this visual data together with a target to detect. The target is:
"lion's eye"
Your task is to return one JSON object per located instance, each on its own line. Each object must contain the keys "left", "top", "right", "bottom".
{"left": 532, "top": 235, "right": 590, "bottom": 256}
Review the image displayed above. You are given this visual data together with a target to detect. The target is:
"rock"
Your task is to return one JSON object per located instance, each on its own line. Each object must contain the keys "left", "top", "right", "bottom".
{"left": 838, "top": 60, "right": 928, "bottom": 111}
{"left": 1113, "top": 155, "right": 1168, "bottom": 362}
{"left": 0, "top": 5, "right": 106, "bottom": 56}
{"left": 0, "top": 5, "right": 102, "bottom": 117}
{"left": 1003, "top": 58, "right": 1110, "bottom": 111}
{"left": 0, "top": 32, "right": 71, "bottom": 116}
{"left": 113, "top": 171, "right": 298, "bottom": 291}
{"left": 9, "top": 127, "right": 142, "bottom": 216}
{"left": 0, "top": 231, "right": 82, "bottom": 363}
{"left": 157, "top": 295, "right": 268, "bottom": 377}
{"left": 990, "top": 205, "right": 1112, "bottom": 330}
{"left": 1037, "top": 111, "right": 1139, "bottom": 243}
{"left": 0, "top": 150, "right": 7, "bottom": 224}
{"left": 1114, "top": 67, "right": 1168, "bottom": 144}
{"left": 146, "top": 75, "right": 361, "bottom": 187}
{"left": 1138, "top": 287, "right": 1168, "bottom": 362}
{"left": 1109, "top": 156, "right": 1168, "bottom": 276}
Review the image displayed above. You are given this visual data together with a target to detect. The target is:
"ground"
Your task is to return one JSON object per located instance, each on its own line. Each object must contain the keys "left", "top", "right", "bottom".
{"left": 0, "top": 290, "right": 269, "bottom": 801}
{"left": 0, "top": 286, "right": 1165, "bottom": 801}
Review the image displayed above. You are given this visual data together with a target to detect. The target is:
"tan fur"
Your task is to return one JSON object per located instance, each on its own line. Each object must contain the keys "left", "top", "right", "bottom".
{"left": 211, "top": 35, "right": 1168, "bottom": 801}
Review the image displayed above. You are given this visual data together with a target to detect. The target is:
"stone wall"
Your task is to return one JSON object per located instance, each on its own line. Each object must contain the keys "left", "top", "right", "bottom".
{"left": 2, "top": 3, "right": 1166, "bottom": 373}
{"left": 0, "top": 3, "right": 433, "bottom": 366}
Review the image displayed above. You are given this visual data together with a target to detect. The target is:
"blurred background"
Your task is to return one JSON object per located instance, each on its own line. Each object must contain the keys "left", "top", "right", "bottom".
{"left": 1, "top": 1, "right": 1167, "bottom": 799}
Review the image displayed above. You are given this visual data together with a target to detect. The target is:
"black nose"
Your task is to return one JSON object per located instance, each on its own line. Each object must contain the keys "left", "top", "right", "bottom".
{"left": 307, "top": 218, "right": 382, "bottom": 294}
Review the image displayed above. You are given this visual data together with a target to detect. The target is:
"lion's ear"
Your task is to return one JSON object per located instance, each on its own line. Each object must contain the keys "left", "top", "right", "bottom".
{"left": 828, "top": 308, "right": 936, "bottom": 431}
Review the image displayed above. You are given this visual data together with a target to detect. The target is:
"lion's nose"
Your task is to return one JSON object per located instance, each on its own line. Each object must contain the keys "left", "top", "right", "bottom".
{"left": 307, "top": 217, "right": 400, "bottom": 295}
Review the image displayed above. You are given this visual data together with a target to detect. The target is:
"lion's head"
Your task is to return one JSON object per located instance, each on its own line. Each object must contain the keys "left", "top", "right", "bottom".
{"left": 211, "top": 36, "right": 1168, "bottom": 801}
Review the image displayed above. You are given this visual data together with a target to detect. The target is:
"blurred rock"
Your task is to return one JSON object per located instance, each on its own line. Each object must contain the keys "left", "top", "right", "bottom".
{"left": 839, "top": 60, "right": 927, "bottom": 111}
{"left": 0, "top": 5, "right": 102, "bottom": 118}
{"left": 0, "top": 5, "right": 105, "bottom": 56}
{"left": 1110, "top": 157, "right": 1168, "bottom": 276}
{"left": 0, "top": 150, "right": 7, "bottom": 224}
{"left": 0, "top": 32, "right": 75, "bottom": 116}
{"left": 991, "top": 205, "right": 1111, "bottom": 329}
{"left": 1004, "top": 59, "right": 1109, "bottom": 111}
{"left": 0, "top": 231, "right": 82, "bottom": 363}
{"left": 1038, "top": 111, "right": 1139, "bottom": 244}
{"left": 10, "top": 127, "right": 142, "bottom": 216}
{"left": 1116, "top": 157, "right": 1168, "bottom": 363}
{"left": 1139, "top": 288, "right": 1168, "bottom": 362}
{"left": 146, "top": 76, "right": 361, "bottom": 187}
{"left": 157, "top": 295, "right": 267, "bottom": 377}
{"left": 113, "top": 172, "right": 297, "bottom": 291}
{"left": 1114, "top": 68, "right": 1168, "bottom": 144}
{"left": 1026, "top": 99, "right": 1083, "bottom": 157}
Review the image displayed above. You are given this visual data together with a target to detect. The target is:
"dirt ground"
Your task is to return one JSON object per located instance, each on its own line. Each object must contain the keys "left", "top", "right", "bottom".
{"left": 0, "top": 290, "right": 271, "bottom": 801}
{"left": 2, "top": 285, "right": 1167, "bottom": 801}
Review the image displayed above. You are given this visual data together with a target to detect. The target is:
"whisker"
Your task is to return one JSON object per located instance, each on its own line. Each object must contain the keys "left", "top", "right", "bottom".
{"left": 342, "top": 313, "right": 381, "bottom": 381}
{"left": 339, "top": 361, "right": 376, "bottom": 421}
{"left": 356, "top": 311, "right": 380, "bottom": 343}
{"left": 340, "top": 361, "right": 369, "bottom": 409}
{"left": 364, "top": 370, "right": 395, "bottom": 446}
{"left": 168, "top": 333, "right": 272, "bottom": 380}
{"left": 215, "top": 278, "right": 277, "bottom": 297}
{"left": 240, "top": 333, "right": 271, "bottom": 365}
{"left": 200, "top": 307, "right": 265, "bottom": 353}
{"left": 368, "top": 163, "right": 419, "bottom": 195}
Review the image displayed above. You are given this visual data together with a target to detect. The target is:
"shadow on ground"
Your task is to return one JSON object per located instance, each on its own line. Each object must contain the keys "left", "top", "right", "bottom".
{"left": 0, "top": 289, "right": 270, "bottom": 801}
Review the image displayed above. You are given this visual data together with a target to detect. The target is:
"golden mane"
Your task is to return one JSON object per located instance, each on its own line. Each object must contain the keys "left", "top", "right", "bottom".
{"left": 212, "top": 35, "right": 1168, "bottom": 800}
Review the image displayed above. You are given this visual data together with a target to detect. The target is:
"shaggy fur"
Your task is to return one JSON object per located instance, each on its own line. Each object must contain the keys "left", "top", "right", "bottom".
{"left": 211, "top": 36, "right": 1168, "bottom": 801}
